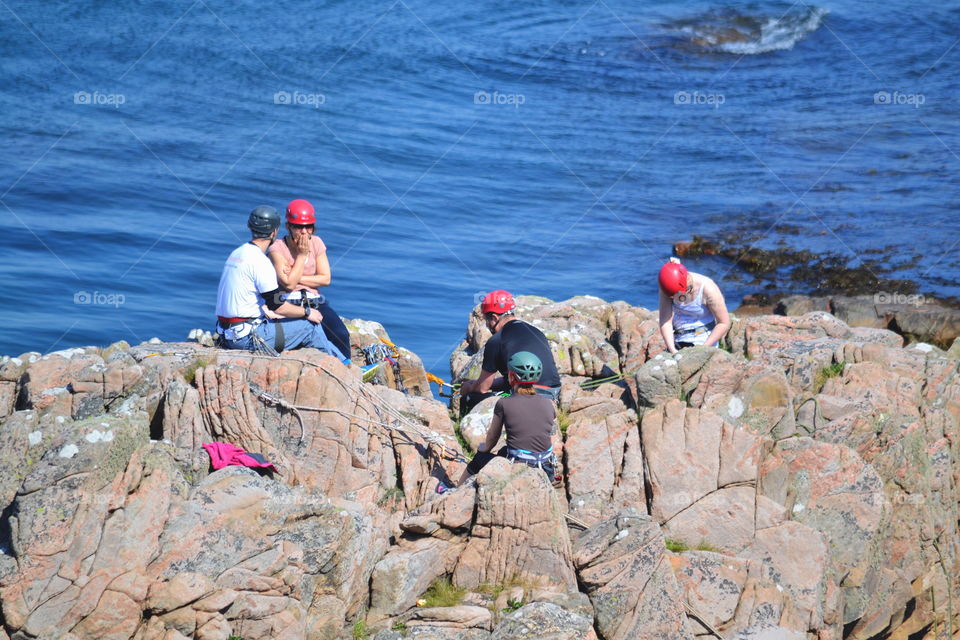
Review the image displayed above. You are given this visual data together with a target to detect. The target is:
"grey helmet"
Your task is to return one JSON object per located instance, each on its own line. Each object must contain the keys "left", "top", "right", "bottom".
{"left": 247, "top": 205, "right": 281, "bottom": 238}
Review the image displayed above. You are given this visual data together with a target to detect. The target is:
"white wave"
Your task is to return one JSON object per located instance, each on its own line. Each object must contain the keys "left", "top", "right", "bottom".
{"left": 675, "top": 7, "right": 829, "bottom": 55}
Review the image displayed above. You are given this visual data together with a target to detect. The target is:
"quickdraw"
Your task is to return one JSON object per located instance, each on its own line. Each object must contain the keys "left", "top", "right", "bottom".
{"left": 426, "top": 372, "right": 460, "bottom": 398}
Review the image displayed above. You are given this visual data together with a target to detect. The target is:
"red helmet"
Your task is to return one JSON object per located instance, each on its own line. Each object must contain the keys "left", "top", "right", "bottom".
{"left": 658, "top": 261, "right": 688, "bottom": 295}
{"left": 286, "top": 199, "right": 316, "bottom": 225}
{"left": 481, "top": 290, "right": 515, "bottom": 315}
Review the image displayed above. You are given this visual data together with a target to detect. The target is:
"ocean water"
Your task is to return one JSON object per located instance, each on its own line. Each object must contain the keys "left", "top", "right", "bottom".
{"left": 0, "top": 0, "right": 957, "bottom": 378}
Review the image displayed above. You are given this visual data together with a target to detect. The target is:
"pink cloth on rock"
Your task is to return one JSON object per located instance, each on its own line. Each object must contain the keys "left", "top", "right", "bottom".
{"left": 202, "top": 442, "right": 277, "bottom": 472}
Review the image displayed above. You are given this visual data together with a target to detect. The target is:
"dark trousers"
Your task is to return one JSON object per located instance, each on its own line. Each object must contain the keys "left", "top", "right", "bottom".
{"left": 295, "top": 297, "right": 351, "bottom": 358}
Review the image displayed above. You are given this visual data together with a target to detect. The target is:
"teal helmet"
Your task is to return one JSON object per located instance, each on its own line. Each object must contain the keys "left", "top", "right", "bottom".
{"left": 247, "top": 205, "right": 281, "bottom": 238}
{"left": 508, "top": 351, "right": 542, "bottom": 384}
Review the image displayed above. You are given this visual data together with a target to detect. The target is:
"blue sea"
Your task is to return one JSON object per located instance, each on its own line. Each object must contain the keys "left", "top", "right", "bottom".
{"left": 1, "top": 0, "right": 958, "bottom": 379}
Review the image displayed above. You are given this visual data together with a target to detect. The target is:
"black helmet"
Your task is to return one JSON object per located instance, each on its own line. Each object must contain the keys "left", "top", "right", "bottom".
{"left": 247, "top": 205, "right": 281, "bottom": 238}
{"left": 508, "top": 351, "right": 542, "bottom": 384}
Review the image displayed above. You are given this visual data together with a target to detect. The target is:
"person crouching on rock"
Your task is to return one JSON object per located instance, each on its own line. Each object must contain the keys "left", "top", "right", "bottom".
{"left": 268, "top": 198, "right": 351, "bottom": 358}
{"left": 457, "top": 351, "right": 556, "bottom": 486}
{"left": 214, "top": 205, "right": 349, "bottom": 362}
{"left": 658, "top": 258, "right": 731, "bottom": 354}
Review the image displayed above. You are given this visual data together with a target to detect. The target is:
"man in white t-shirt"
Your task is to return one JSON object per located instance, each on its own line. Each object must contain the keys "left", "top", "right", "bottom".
{"left": 215, "top": 205, "right": 348, "bottom": 360}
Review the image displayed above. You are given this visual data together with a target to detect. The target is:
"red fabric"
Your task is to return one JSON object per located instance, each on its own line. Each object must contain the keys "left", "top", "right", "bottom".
{"left": 202, "top": 442, "right": 277, "bottom": 472}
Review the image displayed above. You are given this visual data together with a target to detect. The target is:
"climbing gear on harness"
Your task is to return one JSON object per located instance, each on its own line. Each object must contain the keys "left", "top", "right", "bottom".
{"left": 286, "top": 199, "right": 316, "bottom": 225}
{"left": 659, "top": 259, "right": 688, "bottom": 295}
{"left": 248, "top": 205, "right": 281, "bottom": 238}
{"left": 481, "top": 290, "right": 515, "bottom": 315}
{"left": 507, "top": 351, "right": 542, "bottom": 384}
{"left": 250, "top": 324, "right": 279, "bottom": 357}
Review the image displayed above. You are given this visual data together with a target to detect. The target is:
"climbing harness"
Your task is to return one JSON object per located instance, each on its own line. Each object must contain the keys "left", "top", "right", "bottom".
{"left": 505, "top": 446, "right": 553, "bottom": 468}
{"left": 211, "top": 317, "right": 279, "bottom": 357}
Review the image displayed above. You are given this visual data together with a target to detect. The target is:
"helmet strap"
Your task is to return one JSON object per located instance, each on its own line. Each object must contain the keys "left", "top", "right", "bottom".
{"left": 508, "top": 371, "right": 537, "bottom": 386}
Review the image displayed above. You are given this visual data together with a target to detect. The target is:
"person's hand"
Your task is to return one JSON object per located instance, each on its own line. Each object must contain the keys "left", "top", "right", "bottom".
{"left": 460, "top": 380, "right": 475, "bottom": 394}
{"left": 261, "top": 304, "right": 282, "bottom": 319}
{"left": 306, "top": 307, "right": 324, "bottom": 324}
{"left": 293, "top": 234, "right": 310, "bottom": 256}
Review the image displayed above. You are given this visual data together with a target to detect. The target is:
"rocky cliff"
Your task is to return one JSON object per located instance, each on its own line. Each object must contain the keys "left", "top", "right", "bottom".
{"left": 0, "top": 299, "right": 956, "bottom": 640}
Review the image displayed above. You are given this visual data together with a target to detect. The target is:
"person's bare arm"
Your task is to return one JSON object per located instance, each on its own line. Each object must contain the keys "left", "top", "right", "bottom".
{"left": 658, "top": 291, "right": 678, "bottom": 354}
{"left": 275, "top": 301, "right": 323, "bottom": 323}
{"left": 478, "top": 412, "right": 503, "bottom": 453}
{"left": 297, "top": 251, "right": 331, "bottom": 288}
{"left": 461, "top": 369, "right": 498, "bottom": 395}
{"left": 702, "top": 279, "right": 731, "bottom": 347}
{"left": 269, "top": 248, "right": 307, "bottom": 290}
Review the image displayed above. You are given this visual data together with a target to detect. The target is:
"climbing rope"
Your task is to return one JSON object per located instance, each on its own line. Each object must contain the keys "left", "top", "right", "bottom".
{"left": 142, "top": 344, "right": 469, "bottom": 464}
{"left": 579, "top": 371, "right": 628, "bottom": 390}
{"left": 242, "top": 353, "right": 468, "bottom": 464}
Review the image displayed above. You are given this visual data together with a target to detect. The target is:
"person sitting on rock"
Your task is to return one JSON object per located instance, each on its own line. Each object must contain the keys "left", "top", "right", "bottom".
{"left": 658, "top": 258, "right": 731, "bottom": 353}
{"left": 214, "top": 205, "right": 352, "bottom": 362}
{"left": 457, "top": 351, "right": 556, "bottom": 486}
{"left": 267, "top": 198, "right": 351, "bottom": 358}
{"left": 458, "top": 290, "right": 561, "bottom": 414}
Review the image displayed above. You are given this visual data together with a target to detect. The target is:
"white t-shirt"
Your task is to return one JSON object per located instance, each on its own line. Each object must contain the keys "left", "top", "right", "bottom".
{"left": 215, "top": 242, "right": 279, "bottom": 318}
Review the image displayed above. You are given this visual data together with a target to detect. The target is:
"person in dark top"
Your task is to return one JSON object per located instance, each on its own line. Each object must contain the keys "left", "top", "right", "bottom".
{"left": 457, "top": 351, "right": 556, "bottom": 485}
{"left": 459, "top": 290, "right": 561, "bottom": 414}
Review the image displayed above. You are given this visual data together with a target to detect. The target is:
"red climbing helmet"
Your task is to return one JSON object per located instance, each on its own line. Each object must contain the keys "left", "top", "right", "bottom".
{"left": 658, "top": 260, "right": 688, "bottom": 295}
{"left": 286, "top": 199, "right": 316, "bottom": 225}
{"left": 481, "top": 290, "right": 515, "bottom": 315}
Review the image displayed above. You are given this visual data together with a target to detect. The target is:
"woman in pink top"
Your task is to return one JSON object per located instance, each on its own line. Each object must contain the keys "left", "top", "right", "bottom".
{"left": 267, "top": 199, "right": 350, "bottom": 356}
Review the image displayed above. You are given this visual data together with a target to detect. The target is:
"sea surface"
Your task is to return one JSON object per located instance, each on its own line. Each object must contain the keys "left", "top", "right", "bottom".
{"left": 1, "top": 0, "right": 958, "bottom": 379}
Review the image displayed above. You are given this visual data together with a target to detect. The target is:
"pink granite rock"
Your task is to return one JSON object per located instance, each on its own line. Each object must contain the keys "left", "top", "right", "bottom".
{"left": 453, "top": 458, "right": 576, "bottom": 591}
{"left": 563, "top": 394, "right": 643, "bottom": 525}
{"left": 573, "top": 510, "right": 694, "bottom": 640}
